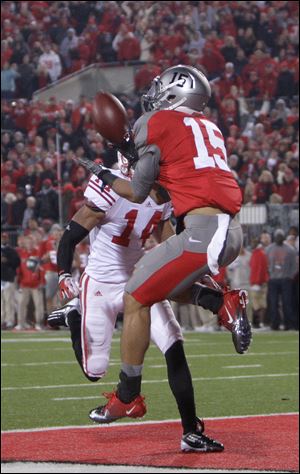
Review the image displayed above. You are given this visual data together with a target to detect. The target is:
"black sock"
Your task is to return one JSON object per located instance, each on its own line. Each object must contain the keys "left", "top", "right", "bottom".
{"left": 116, "top": 370, "right": 142, "bottom": 403}
{"left": 191, "top": 283, "right": 223, "bottom": 313}
{"left": 165, "top": 340, "right": 197, "bottom": 434}
{"left": 68, "top": 311, "right": 99, "bottom": 382}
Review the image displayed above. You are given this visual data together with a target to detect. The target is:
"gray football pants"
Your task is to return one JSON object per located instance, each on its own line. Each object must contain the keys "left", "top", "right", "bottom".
{"left": 126, "top": 213, "right": 243, "bottom": 305}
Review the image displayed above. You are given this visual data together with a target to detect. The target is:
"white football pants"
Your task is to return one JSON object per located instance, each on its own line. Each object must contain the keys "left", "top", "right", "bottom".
{"left": 79, "top": 272, "right": 183, "bottom": 378}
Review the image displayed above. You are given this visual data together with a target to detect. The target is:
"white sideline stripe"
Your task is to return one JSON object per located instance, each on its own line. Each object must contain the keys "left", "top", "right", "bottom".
{"left": 1, "top": 351, "right": 298, "bottom": 368}
{"left": 1, "top": 463, "right": 291, "bottom": 474}
{"left": 2, "top": 412, "right": 298, "bottom": 434}
{"left": 2, "top": 462, "right": 289, "bottom": 474}
{"left": 1, "top": 338, "right": 71, "bottom": 343}
{"left": 1, "top": 361, "right": 122, "bottom": 368}
{"left": 223, "top": 364, "right": 262, "bottom": 369}
{"left": 53, "top": 396, "right": 104, "bottom": 401}
{"left": 151, "top": 364, "right": 263, "bottom": 369}
{"left": 2, "top": 372, "right": 298, "bottom": 391}
{"left": 1, "top": 335, "right": 298, "bottom": 344}
{"left": 1, "top": 351, "right": 297, "bottom": 367}
{"left": 1, "top": 361, "right": 76, "bottom": 367}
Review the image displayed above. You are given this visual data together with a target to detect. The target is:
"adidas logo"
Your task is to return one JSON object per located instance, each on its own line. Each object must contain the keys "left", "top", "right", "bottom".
{"left": 146, "top": 202, "right": 152, "bottom": 207}
{"left": 95, "top": 291, "right": 102, "bottom": 296}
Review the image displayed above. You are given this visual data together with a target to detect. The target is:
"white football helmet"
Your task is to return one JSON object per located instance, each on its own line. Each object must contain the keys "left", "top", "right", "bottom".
{"left": 141, "top": 65, "right": 211, "bottom": 113}
{"left": 117, "top": 151, "right": 133, "bottom": 177}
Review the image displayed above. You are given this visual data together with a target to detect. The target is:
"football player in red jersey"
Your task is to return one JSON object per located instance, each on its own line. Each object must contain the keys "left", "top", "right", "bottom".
{"left": 79, "top": 65, "right": 252, "bottom": 451}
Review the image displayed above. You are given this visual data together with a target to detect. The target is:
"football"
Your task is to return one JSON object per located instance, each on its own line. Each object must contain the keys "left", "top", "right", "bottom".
{"left": 92, "top": 91, "right": 129, "bottom": 145}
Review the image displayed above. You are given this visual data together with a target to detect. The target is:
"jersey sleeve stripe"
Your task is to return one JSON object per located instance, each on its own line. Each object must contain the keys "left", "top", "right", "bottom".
{"left": 101, "top": 188, "right": 116, "bottom": 202}
{"left": 87, "top": 184, "right": 114, "bottom": 206}
{"left": 89, "top": 179, "right": 116, "bottom": 202}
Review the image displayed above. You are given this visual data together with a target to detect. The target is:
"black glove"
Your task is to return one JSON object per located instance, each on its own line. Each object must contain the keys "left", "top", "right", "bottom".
{"left": 77, "top": 157, "right": 118, "bottom": 190}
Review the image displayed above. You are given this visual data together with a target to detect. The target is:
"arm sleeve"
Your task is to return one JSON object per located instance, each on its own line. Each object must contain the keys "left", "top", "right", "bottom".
{"left": 131, "top": 152, "right": 160, "bottom": 202}
{"left": 130, "top": 111, "right": 161, "bottom": 202}
{"left": 133, "top": 111, "right": 161, "bottom": 158}
{"left": 57, "top": 221, "right": 89, "bottom": 274}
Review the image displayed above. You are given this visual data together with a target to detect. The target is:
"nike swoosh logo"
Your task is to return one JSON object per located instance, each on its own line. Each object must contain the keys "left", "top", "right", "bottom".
{"left": 225, "top": 307, "right": 234, "bottom": 324}
{"left": 188, "top": 237, "right": 202, "bottom": 243}
{"left": 126, "top": 406, "right": 136, "bottom": 415}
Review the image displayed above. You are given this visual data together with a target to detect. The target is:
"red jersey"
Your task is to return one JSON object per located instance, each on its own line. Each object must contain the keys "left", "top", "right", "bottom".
{"left": 17, "top": 247, "right": 45, "bottom": 288}
{"left": 134, "top": 110, "right": 242, "bottom": 217}
{"left": 250, "top": 246, "right": 269, "bottom": 285}
{"left": 40, "top": 236, "right": 59, "bottom": 272}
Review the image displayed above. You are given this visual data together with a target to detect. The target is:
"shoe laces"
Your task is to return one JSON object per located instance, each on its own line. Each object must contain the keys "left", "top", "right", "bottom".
{"left": 195, "top": 431, "right": 215, "bottom": 444}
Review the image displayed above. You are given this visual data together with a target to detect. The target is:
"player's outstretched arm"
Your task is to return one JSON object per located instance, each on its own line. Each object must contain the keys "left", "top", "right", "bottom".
{"left": 78, "top": 152, "right": 159, "bottom": 204}
{"left": 57, "top": 204, "right": 105, "bottom": 300}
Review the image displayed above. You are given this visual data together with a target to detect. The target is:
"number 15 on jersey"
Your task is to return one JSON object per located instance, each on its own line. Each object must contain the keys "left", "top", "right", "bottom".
{"left": 184, "top": 117, "right": 231, "bottom": 172}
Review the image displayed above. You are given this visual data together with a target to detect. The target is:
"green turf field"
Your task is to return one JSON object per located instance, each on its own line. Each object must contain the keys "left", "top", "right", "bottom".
{"left": 1, "top": 330, "right": 299, "bottom": 431}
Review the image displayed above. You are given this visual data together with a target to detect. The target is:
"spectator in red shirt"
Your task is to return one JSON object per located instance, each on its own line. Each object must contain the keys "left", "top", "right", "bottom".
{"left": 261, "top": 63, "right": 278, "bottom": 98}
{"left": 199, "top": 43, "right": 225, "bottom": 79}
{"left": 1, "top": 39, "right": 13, "bottom": 64}
{"left": 218, "top": 95, "right": 239, "bottom": 137}
{"left": 68, "top": 186, "right": 85, "bottom": 219}
{"left": 117, "top": 32, "right": 141, "bottom": 62}
{"left": 243, "top": 70, "right": 263, "bottom": 98}
{"left": 253, "top": 170, "right": 278, "bottom": 204}
{"left": 215, "top": 62, "right": 241, "bottom": 99}
{"left": 278, "top": 168, "right": 299, "bottom": 203}
{"left": 1, "top": 175, "right": 16, "bottom": 195}
{"left": 170, "top": 46, "right": 189, "bottom": 67}
{"left": 16, "top": 234, "right": 45, "bottom": 330}
{"left": 249, "top": 236, "right": 269, "bottom": 328}
{"left": 71, "top": 95, "right": 92, "bottom": 130}
{"left": 134, "top": 62, "right": 161, "bottom": 93}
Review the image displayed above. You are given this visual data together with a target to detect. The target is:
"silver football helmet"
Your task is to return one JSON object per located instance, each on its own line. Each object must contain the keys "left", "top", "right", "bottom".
{"left": 141, "top": 65, "right": 211, "bottom": 113}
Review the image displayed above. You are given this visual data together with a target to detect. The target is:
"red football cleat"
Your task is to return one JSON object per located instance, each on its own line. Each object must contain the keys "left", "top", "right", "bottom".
{"left": 218, "top": 289, "right": 252, "bottom": 354}
{"left": 89, "top": 391, "right": 147, "bottom": 424}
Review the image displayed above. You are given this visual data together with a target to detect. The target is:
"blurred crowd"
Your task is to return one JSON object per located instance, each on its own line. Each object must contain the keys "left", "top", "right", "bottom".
{"left": 1, "top": 1, "right": 299, "bottom": 97}
{"left": 1, "top": 225, "right": 299, "bottom": 331}
{"left": 1, "top": 1, "right": 299, "bottom": 233}
{"left": 1, "top": 1, "right": 299, "bottom": 331}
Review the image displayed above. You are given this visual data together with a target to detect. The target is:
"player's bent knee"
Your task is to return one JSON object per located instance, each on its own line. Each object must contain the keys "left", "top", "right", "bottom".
{"left": 124, "top": 291, "right": 144, "bottom": 311}
{"left": 85, "top": 354, "right": 108, "bottom": 380}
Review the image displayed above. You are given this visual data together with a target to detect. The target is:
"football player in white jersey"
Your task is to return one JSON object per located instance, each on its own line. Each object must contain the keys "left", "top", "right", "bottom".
{"left": 48, "top": 152, "right": 224, "bottom": 453}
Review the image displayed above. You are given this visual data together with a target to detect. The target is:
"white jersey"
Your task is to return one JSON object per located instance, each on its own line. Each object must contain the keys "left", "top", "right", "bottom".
{"left": 84, "top": 171, "right": 172, "bottom": 284}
